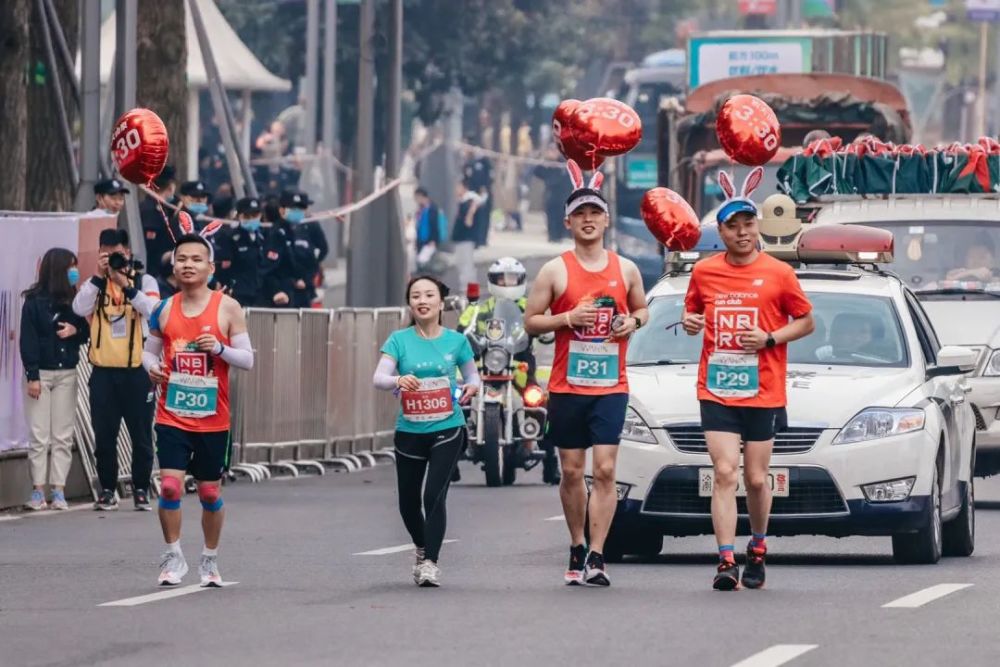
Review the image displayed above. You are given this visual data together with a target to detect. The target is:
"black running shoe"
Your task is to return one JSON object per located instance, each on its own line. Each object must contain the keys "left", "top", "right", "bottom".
{"left": 585, "top": 551, "right": 610, "bottom": 587}
{"left": 564, "top": 544, "right": 587, "bottom": 586}
{"left": 133, "top": 489, "right": 152, "bottom": 512}
{"left": 741, "top": 544, "right": 766, "bottom": 589}
{"left": 94, "top": 490, "right": 118, "bottom": 511}
{"left": 713, "top": 560, "right": 740, "bottom": 591}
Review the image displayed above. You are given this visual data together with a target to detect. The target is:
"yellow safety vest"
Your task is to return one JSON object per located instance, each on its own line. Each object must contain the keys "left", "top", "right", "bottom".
{"left": 88, "top": 281, "right": 144, "bottom": 368}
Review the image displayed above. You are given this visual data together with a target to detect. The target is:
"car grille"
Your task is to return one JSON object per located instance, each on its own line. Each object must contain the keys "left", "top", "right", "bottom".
{"left": 664, "top": 425, "right": 826, "bottom": 454}
{"left": 642, "top": 466, "right": 848, "bottom": 516}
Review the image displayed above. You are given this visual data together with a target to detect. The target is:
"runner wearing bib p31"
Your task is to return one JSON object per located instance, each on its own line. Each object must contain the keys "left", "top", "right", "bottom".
{"left": 373, "top": 276, "right": 480, "bottom": 588}
{"left": 525, "top": 160, "right": 649, "bottom": 587}
{"left": 142, "top": 229, "right": 255, "bottom": 589}
{"left": 682, "top": 167, "right": 814, "bottom": 592}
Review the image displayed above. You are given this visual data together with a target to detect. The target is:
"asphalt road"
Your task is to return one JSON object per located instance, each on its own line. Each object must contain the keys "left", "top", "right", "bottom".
{"left": 2, "top": 461, "right": 1000, "bottom": 667}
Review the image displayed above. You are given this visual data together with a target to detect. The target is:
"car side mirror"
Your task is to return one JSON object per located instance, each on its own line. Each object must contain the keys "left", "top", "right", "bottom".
{"left": 926, "top": 345, "right": 978, "bottom": 379}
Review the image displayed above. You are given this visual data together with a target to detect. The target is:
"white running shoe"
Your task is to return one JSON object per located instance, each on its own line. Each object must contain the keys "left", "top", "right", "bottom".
{"left": 416, "top": 561, "right": 440, "bottom": 587}
{"left": 412, "top": 547, "right": 426, "bottom": 584}
{"left": 157, "top": 551, "right": 188, "bottom": 586}
{"left": 199, "top": 555, "right": 223, "bottom": 588}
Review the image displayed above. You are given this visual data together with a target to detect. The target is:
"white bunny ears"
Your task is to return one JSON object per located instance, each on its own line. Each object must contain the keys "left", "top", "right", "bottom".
{"left": 715, "top": 166, "right": 764, "bottom": 224}
{"left": 174, "top": 210, "right": 224, "bottom": 262}
{"left": 566, "top": 159, "right": 604, "bottom": 191}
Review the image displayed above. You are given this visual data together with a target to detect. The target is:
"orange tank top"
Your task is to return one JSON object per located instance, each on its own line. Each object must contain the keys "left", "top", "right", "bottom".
{"left": 548, "top": 250, "right": 630, "bottom": 395}
{"left": 155, "top": 290, "right": 231, "bottom": 432}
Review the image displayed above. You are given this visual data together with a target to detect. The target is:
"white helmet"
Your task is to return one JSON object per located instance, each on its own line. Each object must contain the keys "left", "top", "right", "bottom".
{"left": 487, "top": 257, "right": 527, "bottom": 300}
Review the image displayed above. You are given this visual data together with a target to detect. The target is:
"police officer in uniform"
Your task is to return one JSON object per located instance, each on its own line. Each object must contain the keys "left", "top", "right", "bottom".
{"left": 280, "top": 190, "right": 324, "bottom": 308}
{"left": 260, "top": 195, "right": 299, "bottom": 308}
{"left": 140, "top": 165, "right": 178, "bottom": 279}
{"left": 217, "top": 197, "right": 267, "bottom": 307}
{"left": 90, "top": 178, "right": 130, "bottom": 216}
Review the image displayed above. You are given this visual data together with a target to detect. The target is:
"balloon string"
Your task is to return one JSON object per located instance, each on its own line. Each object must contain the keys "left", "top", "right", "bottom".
{"left": 155, "top": 201, "right": 178, "bottom": 245}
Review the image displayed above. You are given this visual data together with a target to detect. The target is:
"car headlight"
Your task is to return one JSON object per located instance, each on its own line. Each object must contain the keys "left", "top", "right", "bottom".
{"left": 985, "top": 349, "right": 1000, "bottom": 377}
{"left": 620, "top": 406, "right": 658, "bottom": 444}
{"left": 483, "top": 348, "right": 510, "bottom": 374}
{"left": 833, "top": 408, "right": 926, "bottom": 445}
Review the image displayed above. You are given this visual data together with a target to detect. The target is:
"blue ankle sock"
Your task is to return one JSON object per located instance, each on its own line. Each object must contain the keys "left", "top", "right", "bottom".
{"left": 718, "top": 544, "right": 735, "bottom": 563}
{"left": 750, "top": 533, "right": 767, "bottom": 549}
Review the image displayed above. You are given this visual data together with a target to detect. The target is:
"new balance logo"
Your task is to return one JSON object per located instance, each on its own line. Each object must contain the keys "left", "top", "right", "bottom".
{"left": 752, "top": 279, "right": 765, "bottom": 286}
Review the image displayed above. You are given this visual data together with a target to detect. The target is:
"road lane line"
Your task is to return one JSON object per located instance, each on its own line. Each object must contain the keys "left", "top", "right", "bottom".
{"left": 544, "top": 514, "right": 564, "bottom": 521}
{"left": 99, "top": 582, "right": 238, "bottom": 607}
{"left": 354, "top": 540, "right": 457, "bottom": 556}
{"left": 882, "top": 583, "right": 973, "bottom": 608}
{"left": 730, "top": 645, "right": 818, "bottom": 667}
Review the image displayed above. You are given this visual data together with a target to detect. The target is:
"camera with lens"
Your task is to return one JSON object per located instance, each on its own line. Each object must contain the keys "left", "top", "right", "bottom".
{"left": 108, "top": 252, "right": 144, "bottom": 274}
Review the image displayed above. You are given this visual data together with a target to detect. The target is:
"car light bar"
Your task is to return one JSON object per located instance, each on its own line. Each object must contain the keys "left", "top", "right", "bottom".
{"left": 796, "top": 224, "right": 894, "bottom": 264}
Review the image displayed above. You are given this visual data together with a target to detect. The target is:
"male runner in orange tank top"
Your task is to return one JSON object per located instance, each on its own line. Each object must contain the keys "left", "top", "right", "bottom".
{"left": 142, "top": 233, "right": 254, "bottom": 588}
{"left": 525, "top": 163, "right": 648, "bottom": 586}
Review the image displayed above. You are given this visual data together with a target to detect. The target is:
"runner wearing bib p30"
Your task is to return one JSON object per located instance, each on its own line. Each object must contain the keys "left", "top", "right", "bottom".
{"left": 373, "top": 276, "right": 480, "bottom": 588}
{"left": 682, "top": 167, "right": 814, "bottom": 592}
{"left": 142, "top": 233, "right": 254, "bottom": 589}
{"left": 524, "top": 160, "right": 649, "bottom": 588}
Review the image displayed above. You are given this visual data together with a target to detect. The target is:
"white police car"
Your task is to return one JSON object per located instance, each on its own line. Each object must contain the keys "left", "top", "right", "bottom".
{"left": 603, "top": 223, "right": 978, "bottom": 564}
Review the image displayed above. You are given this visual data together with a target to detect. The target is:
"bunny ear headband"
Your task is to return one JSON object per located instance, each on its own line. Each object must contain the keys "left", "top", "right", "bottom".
{"left": 564, "top": 158, "right": 608, "bottom": 216}
{"left": 715, "top": 166, "right": 764, "bottom": 225}
{"left": 173, "top": 211, "right": 224, "bottom": 263}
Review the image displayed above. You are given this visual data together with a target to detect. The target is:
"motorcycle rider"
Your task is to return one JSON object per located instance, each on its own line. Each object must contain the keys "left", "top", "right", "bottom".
{"left": 458, "top": 257, "right": 559, "bottom": 484}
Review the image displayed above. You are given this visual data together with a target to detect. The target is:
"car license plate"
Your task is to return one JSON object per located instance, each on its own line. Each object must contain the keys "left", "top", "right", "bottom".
{"left": 698, "top": 468, "right": 789, "bottom": 498}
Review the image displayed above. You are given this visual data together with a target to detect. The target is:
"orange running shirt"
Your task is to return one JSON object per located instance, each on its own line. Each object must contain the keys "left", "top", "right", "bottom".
{"left": 155, "top": 290, "right": 232, "bottom": 432}
{"left": 684, "top": 252, "right": 812, "bottom": 408}
{"left": 548, "top": 250, "right": 631, "bottom": 396}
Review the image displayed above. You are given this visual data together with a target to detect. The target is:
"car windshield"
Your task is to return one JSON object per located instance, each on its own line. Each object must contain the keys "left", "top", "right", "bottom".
{"left": 853, "top": 221, "right": 1000, "bottom": 297}
{"left": 628, "top": 291, "right": 908, "bottom": 368}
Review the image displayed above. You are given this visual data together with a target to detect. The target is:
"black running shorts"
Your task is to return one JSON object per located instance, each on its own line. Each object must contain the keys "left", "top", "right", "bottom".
{"left": 155, "top": 424, "right": 231, "bottom": 481}
{"left": 699, "top": 400, "right": 787, "bottom": 443}
{"left": 545, "top": 392, "right": 629, "bottom": 450}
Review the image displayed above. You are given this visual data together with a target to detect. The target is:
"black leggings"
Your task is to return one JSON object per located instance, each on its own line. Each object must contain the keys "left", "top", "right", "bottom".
{"left": 394, "top": 427, "right": 465, "bottom": 562}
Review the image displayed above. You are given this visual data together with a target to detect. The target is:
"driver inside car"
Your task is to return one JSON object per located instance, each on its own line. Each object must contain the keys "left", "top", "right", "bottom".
{"left": 815, "top": 313, "right": 876, "bottom": 362}
{"left": 945, "top": 239, "right": 996, "bottom": 283}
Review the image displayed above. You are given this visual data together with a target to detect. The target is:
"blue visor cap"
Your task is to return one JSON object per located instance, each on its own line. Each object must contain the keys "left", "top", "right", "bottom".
{"left": 716, "top": 198, "right": 759, "bottom": 224}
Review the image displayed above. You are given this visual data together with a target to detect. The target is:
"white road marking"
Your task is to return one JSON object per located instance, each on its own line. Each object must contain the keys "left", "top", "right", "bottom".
{"left": 0, "top": 504, "right": 92, "bottom": 523}
{"left": 882, "top": 583, "right": 973, "bottom": 609}
{"left": 730, "top": 645, "right": 818, "bottom": 667}
{"left": 98, "top": 582, "right": 238, "bottom": 607}
{"left": 354, "top": 540, "right": 457, "bottom": 556}
{"left": 544, "top": 514, "right": 565, "bottom": 521}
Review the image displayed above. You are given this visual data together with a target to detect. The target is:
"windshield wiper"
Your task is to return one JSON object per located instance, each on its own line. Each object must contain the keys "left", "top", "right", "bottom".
{"left": 628, "top": 359, "right": 693, "bottom": 367}
{"left": 914, "top": 287, "right": 1000, "bottom": 299}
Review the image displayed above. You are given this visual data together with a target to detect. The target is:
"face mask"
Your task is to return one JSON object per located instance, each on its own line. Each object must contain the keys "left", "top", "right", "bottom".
{"left": 189, "top": 203, "right": 209, "bottom": 215}
{"left": 243, "top": 218, "right": 262, "bottom": 233}
{"left": 67, "top": 267, "right": 80, "bottom": 286}
{"left": 285, "top": 209, "right": 306, "bottom": 224}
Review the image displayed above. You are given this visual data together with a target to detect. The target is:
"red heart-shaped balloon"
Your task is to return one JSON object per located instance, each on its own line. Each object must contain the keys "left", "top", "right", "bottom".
{"left": 640, "top": 187, "right": 701, "bottom": 251}
{"left": 570, "top": 97, "right": 643, "bottom": 158}
{"left": 716, "top": 94, "right": 781, "bottom": 167}
{"left": 552, "top": 99, "right": 604, "bottom": 170}
{"left": 110, "top": 108, "right": 170, "bottom": 185}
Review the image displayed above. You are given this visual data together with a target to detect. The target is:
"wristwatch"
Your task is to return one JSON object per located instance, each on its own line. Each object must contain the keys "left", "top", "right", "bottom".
{"left": 765, "top": 333, "right": 776, "bottom": 348}
{"left": 633, "top": 315, "right": 643, "bottom": 330}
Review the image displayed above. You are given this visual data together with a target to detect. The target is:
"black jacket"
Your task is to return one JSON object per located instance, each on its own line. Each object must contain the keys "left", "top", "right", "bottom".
{"left": 19, "top": 294, "right": 89, "bottom": 382}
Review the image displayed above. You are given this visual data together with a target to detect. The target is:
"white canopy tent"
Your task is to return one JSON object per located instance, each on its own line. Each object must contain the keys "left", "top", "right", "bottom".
{"left": 90, "top": 0, "right": 292, "bottom": 179}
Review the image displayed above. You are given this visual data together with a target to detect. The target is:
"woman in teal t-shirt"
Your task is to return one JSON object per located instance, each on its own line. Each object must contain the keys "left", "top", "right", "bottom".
{"left": 373, "top": 276, "right": 480, "bottom": 588}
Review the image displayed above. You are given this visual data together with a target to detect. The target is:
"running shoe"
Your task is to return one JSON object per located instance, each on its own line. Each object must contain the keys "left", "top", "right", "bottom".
{"left": 158, "top": 551, "right": 188, "bottom": 586}
{"left": 564, "top": 544, "right": 587, "bottom": 586}
{"left": 49, "top": 490, "right": 68, "bottom": 510}
{"left": 198, "top": 555, "right": 223, "bottom": 588}
{"left": 133, "top": 489, "right": 152, "bottom": 512}
{"left": 412, "top": 547, "right": 426, "bottom": 584}
{"left": 26, "top": 489, "right": 47, "bottom": 511}
{"left": 94, "top": 490, "right": 118, "bottom": 511}
{"left": 416, "top": 561, "right": 440, "bottom": 587}
{"left": 584, "top": 551, "right": 610, "bottom": 587}
{"left": 742, "top": 544, "right": 767, "bottom": 590}
{"left": 713, "top": 560, "right": 740, "bottom": 591}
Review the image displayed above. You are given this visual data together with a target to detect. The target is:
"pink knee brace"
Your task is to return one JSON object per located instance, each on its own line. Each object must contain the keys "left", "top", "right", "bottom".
{"left": 198, "top": 483, "right": 223, "bottom": 512}
{"left": 159, "top": 476, "right": 183, "bottom": 510}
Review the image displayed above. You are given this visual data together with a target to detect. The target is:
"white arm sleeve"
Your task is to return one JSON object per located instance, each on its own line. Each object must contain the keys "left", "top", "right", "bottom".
{"left": 72, "top": 279, "right": 100, "bottom": 317}
{"left": 217, "top": 332, "right": 254, "bottom": 370}
{"left": 142, "top": 335, "right": 163, "bottom": 372}
{"left": 460, "top": 359, "right": 481, "bottom": 389}
{"left": 127, "top": 274, "right": 161, "bottom": 319}
{"left": 373, "top": 356, "right": 399, "bottom": 391}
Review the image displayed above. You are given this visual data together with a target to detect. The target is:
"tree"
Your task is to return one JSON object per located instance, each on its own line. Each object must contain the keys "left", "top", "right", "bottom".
{"left": 137, "top": 0, "right": 187, "bottom": 179}
{"left": 26, "top": 0, "right": 78, "bottom": 212}
{"left": 0, "top": 0, "right": 30, "bottom": 211}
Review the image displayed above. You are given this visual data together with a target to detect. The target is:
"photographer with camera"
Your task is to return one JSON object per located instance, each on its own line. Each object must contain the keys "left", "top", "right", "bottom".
{"left": 73, "top": 229, "right": 160, "bottom": 511}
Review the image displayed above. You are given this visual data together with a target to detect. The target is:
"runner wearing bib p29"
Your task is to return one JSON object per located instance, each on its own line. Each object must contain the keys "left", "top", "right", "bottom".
{"left": 142, "top": 229, "right": 255, "bottom": 589}
{"left": 682, "top": 167, "right": 814, "bottom": 592}
{"left": 524, "top": 160, "right": 649, "bottom": 588}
